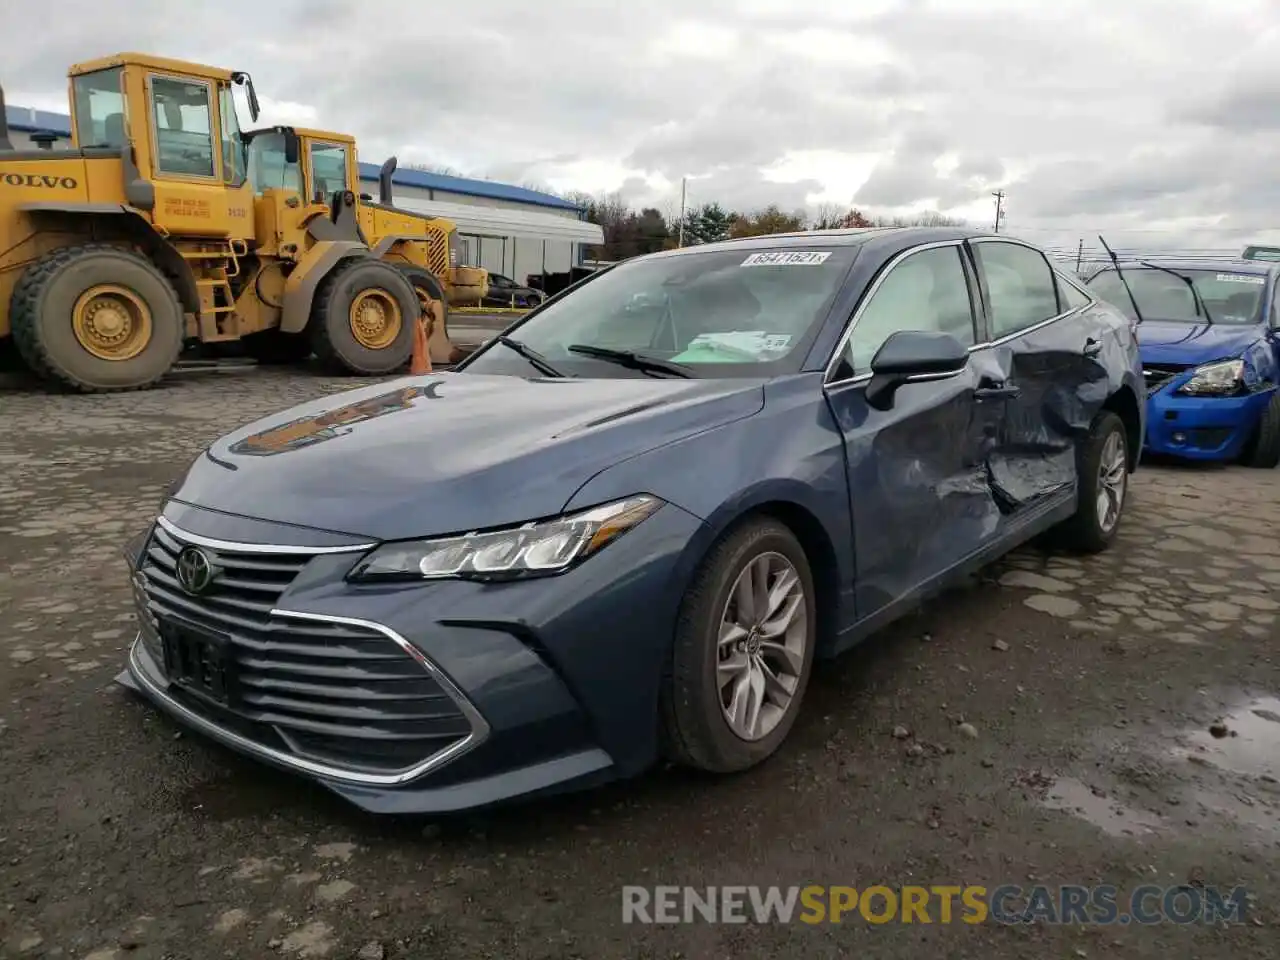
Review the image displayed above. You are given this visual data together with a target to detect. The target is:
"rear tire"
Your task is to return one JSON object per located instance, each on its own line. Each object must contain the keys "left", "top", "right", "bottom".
{"left": 9, "top": 243, "right": 184, "bottom": 392}
{"left": 310, "top": 257, "right": 417, "bottom": 375}
{"left": 1056, "top": 410, "right": 1130, "bottom": 553}
{"left": 661, "top": 517, "right": 816, "bottom": 773}
{"left": 1239, "top": 392, "right": 1280, "bottom": 469}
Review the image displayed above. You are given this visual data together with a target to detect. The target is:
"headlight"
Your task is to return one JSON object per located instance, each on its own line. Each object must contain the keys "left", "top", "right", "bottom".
{"left": 1177, "top": 359, "right": 1244, "bottom": 396}
{"left": 348, "top": 494, "right": 663, "bottom": 582}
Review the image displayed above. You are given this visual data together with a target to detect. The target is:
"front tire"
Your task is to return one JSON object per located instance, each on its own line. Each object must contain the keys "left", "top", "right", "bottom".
{"left": 1057, "top": 410, "right": 1130, "bottom": 553}
{"left": 310, "top": 257, "right": 417, "bottom": 375}
{"left": 9, "top": 243, "right": 185, "bottom": 392}
{"left": 661, "top": 518, "right": 816, "bottom": 773}
{"left": 1240, "top": 392, "right": 1280, "bottom": 469}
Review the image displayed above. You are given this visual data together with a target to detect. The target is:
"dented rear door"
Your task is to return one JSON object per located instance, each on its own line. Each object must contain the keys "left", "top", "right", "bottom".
{"left": 967, "top": 239, "right": 1112, "bottom": 519}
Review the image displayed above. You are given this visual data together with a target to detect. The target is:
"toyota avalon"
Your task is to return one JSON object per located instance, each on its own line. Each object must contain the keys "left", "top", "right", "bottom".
{"left": 118, "top": 227, "right": 1145, "bottom": 814}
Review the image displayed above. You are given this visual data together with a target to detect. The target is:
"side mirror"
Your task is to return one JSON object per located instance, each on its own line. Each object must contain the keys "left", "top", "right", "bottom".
{"left": 283, "top": 132, "right": 300, "bottom": 166}
{"left": 865, "top": 330, "right": 969, "bottom": 410}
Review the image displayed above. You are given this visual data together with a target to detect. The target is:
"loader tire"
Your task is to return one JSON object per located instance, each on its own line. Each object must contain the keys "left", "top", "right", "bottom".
{"left": 310, "top": 257, "right": 417, "bottom": 375}
{"left": 9, "top": 243, "right": 185, "bottom": 393}
{"left": 393, "top": 265, "right": 456, "bottom": 365}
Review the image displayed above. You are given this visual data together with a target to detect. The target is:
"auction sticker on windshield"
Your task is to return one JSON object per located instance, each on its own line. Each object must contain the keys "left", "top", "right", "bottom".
{"left": 1215, "top": 273, "right": 1266, "bottom": 284}
{"left": 741, "top": 251, "right": 831, "bottom": 266}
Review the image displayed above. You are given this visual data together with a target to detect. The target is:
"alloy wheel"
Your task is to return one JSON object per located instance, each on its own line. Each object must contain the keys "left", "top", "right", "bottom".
{"left": 716, "top": 551, "right": 808, "bottom": 742}
{"left": 1096, "top": 430, "right": 1127, "bottom": 533}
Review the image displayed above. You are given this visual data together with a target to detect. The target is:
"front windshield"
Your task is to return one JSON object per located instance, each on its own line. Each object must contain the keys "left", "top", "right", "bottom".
{"left": 1087, "top": 267, "right": 1266, "bottom": 324}
{"left": 461, "top": 246, "right": 857, "bottom": 379}
{"left": 247, "top": 131, "right": 303, "bottom": 196}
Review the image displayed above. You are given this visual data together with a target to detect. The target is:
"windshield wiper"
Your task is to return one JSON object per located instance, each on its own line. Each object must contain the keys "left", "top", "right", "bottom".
{"left": 1138, "top": 260, "right": 1215, "bottom": 325}
{"left": 495, "top": 335, "right": 566, "bottom": 377}
{"left": 567, "top": 344, "right": 694, "bottom": 378}
{"left": 1098, "top": 234, "right": 1145, "bottom": 325}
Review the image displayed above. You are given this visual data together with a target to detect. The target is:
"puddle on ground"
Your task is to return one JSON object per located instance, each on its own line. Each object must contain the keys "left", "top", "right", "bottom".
{"left": 1041, "top": 696, "right": 1280, "bottom": 845}
{"left": 1040, "top": 777, "right": 1164, "bottom": 838}
{"left": 1174, "top": 696, "right": 1280, "bottom": 780}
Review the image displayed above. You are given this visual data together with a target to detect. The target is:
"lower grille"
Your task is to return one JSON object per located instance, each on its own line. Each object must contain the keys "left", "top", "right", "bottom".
{"left": 135, "top": 521, "right": 478, "bottom": 778}
{"left": 1186, "top": 427, "right": 1233, "bottom": 450}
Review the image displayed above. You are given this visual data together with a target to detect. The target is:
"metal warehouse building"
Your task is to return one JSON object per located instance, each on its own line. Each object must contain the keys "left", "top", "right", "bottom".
{"left": 4, "top": 102, "right": 603, "bottom": 287}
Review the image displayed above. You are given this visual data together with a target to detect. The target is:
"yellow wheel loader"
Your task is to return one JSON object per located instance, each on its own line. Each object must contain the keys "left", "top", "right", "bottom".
{"left": 240, "top": 127, "right": 490, "bottom": 366}
{"left": 0, "top": 53, "right": 482, "bottom": 392}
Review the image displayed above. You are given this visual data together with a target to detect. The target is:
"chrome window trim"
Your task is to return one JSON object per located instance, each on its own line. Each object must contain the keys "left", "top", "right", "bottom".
{"left": 155, "top": 515, "right": 375, "bottom": 555}
{"left": 127, "top": 607, "right": 492, "bottom": 787}
{"left": 823, "top": 240, "right": 973, "bottom": 388}
{"left": 823, "top": 238, "right": 1092, "bottom": 391}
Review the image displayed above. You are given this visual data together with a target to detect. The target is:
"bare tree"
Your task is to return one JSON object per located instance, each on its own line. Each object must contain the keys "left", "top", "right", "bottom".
{"left": 870, "top": 210, "right": 967, "bottom": 228}
{"left": 406, "top": 162, "right": 466, "bottom": 178}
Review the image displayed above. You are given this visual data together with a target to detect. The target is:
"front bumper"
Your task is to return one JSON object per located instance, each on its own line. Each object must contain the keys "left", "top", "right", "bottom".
{"left": 116, "top": 499, "right": 706, "bottom": 814}
{"left": 1144, "top": 385, "right": 1274, "bottom": 461}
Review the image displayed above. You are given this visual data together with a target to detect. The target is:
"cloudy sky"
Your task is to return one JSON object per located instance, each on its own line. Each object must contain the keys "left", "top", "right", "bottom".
{"left": 4, "top": 0, "right": 1279, "bottom": 257}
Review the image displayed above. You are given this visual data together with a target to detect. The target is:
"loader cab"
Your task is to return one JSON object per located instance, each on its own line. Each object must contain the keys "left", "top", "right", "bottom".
{"left": 65, "top": 53, "right": 259, "bottom": 234}
{"left": 245, "top": 126, "right": 357, "bottom": 205}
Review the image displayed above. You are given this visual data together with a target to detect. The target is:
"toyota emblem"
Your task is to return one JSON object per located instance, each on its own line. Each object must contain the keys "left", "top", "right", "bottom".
{"left": 175, "top": 546, "right": 215, "bottom": 595}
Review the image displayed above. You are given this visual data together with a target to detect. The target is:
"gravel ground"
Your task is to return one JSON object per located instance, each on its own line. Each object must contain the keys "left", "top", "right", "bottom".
{"left": 0, "top": 368, "right": 1277, "bottom": 960}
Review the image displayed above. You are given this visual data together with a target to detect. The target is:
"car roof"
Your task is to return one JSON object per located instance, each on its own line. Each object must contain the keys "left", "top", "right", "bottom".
{"left": 641, "top": 225, "right": 1001, "bottom": 260}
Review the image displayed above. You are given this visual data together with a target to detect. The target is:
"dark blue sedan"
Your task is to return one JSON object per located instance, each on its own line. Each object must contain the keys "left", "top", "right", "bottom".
{"left": 1082, "top": 259, "right": 1280, "bottom": 467}
{"left": 118, "top": 227, "right": 1145, "bottom": 814}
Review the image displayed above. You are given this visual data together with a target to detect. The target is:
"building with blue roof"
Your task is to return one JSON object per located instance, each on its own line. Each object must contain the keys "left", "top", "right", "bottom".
{"left": 4, "top": 101, "right": 603, "bottom": 285}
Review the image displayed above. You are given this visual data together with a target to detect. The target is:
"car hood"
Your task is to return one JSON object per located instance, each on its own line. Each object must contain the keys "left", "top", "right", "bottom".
{"left": 172, "top": 373, "right": 764, "bottom": 540}
{"left": 1137, "top": 320, "right": 1264, "bottom": 366}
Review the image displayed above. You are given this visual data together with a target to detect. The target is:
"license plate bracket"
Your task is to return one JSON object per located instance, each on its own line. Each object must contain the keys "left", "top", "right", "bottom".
{"left": 160, "top": 621, "right": 234, "bottom": 705}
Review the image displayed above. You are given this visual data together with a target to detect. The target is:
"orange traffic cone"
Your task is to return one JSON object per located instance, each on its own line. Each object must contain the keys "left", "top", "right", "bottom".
{"left": 410, "top": 313, "right": 431, "bottom": 375}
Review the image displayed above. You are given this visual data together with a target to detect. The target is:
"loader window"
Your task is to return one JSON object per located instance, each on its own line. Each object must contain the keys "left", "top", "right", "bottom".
{"left": 219, "top": 84, "right": 247, "bottom": 186}
{"left": 71, "top": 67, "right": 126, "bottom": 149}
{"left": 309, "top": 142, "right": 351, "bottom": 202}
{"left": 150, "top": 75, "right": 216, "bottom": 179}
{"left": 247, "top": 132, "right": 303, "bottom": 196}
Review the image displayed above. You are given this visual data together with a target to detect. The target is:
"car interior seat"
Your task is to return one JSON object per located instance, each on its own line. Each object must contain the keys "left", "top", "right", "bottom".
{"left": 101, "top": 113, "right": 125, "bottom": 149}
{"left": 1222, "top": 290, "right": 1258, "bottom": 319}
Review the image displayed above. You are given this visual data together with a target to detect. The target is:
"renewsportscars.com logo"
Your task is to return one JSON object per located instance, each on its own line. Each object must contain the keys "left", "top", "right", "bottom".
{"left": 622, "top": 884, "right": 1250, "bottom": 925}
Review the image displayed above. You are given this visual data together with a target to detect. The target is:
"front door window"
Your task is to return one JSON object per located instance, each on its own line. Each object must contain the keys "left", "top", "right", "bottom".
{"left": 150, "top": 76, "right": 216, "bottom": 178}
{"left": 309, "top": 142, "right": 350, "bottom": 202}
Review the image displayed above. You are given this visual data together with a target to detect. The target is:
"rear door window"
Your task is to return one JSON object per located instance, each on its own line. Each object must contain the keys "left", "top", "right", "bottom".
{"left": 973, "top": 241, "right": 1062, "bottom": 337}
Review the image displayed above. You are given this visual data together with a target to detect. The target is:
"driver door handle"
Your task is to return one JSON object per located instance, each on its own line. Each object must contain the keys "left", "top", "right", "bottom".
{"left": 1083, "top": 337, "right": 1103, "bottom": 358}
{"left": 974, "top": 382, "right": 1021, "bottom": 401}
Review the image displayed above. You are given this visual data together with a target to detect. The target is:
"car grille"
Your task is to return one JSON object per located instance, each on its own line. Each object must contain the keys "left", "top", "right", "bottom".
{"left": 136, "top": 522, "right": 476, "bottom": 776}
{"left": 1142, "top": 363, "right": 1189, "bottom": 396}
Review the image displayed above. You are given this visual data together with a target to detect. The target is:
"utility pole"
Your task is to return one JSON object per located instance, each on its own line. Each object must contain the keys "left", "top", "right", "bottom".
{"left": 677, "top": 177, "right": 687, "bottom": 248}
{"left": 992, "top": 190, "right": 1005, "bottom": 233}
{"left": 1075, "top": 238, "right": 1084, "bottom": 273}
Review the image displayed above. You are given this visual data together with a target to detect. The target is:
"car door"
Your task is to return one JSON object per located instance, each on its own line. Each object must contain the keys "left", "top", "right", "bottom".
{"left": 823, "top": 241, "right": 1008, "bottom": 623}
{"left": 967, "top": 238, "right": 1100, "bottom": 516}
{"left": 485, "top": 274, "right": 513, "bottom": 307}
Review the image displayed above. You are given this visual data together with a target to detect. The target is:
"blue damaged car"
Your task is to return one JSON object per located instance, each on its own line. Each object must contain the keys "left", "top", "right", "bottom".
{"left": 118, "top": 227, "right": 1144, "bottom": 814}
{"left": 1083, "top": 259, "right": 1280, "bottom": 467}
